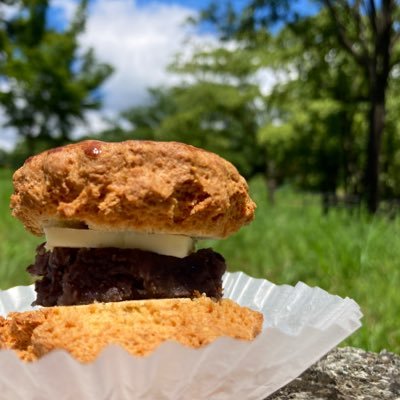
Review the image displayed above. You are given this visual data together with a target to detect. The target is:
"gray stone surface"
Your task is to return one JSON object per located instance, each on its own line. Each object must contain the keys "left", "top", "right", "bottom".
{"left": 268, "top": 347, "right": 400, "bottom": 399}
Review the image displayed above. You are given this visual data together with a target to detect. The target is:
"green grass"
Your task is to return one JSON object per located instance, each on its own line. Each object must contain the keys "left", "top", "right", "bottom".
{"left": 0, "top": 168, "right": 399, "bottom": 353}
{"left": 0, "top": 169, "right": 41, "bottom": 288}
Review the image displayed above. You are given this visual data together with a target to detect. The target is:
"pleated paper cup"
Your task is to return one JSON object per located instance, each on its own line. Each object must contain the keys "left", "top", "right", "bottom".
{"left": 0, "top": 272, "right": 362, "bottom": 400}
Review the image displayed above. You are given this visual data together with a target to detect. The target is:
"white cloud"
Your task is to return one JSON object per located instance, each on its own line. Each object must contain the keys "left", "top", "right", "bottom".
{"left": 80, "top": 0, "right": 202, "bottom": 111}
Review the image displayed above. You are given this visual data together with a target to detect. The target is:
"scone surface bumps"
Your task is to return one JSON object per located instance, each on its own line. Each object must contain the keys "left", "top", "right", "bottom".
{"left": 11, "top": 140, "right": 255, "bottom": 238}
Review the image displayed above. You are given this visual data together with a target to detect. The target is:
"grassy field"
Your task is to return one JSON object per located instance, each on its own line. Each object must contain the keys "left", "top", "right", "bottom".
{"left": 0, "top": 168, "right": 399, "bottom": 353}
{"left": 0, "top": 169, "right": 41, "bottom": 288}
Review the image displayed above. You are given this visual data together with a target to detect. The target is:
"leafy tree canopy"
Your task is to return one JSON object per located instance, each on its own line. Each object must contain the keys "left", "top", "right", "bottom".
{"left": 200, "top": 0, "right": 400, "bottom": 209}
{"left": 0, "top": 0, "right": 113, "bottom": 157}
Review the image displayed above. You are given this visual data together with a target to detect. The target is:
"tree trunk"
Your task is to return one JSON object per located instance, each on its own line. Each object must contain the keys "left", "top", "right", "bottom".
{"left": 364, "top": 0, "right": 394, "bottom": 213}
{"left": 365, "top": 82, "right": 386, "bottom": 213}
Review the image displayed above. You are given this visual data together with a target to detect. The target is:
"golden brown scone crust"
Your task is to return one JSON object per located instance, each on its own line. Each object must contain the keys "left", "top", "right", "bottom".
{"left": 0, "top": 297, "right": 263, "bottom": 363}
{"left": 0, "top": 312, "right": 45, "bottom": 361}
{"left": 11, "top": 140, "right": 255, "bottom": 238}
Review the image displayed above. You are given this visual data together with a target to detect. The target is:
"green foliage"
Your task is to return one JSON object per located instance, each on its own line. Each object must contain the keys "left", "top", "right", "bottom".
{"left": 0, "top": 169, "right": 41, "bottom": 288}
{"left": 256, "top": 10, "right": 368, "bottom": 195}
{"left": 0, "top": 0, "right": 113, "bottom": 156}
{"left": 380, "top": 77, "right": 400, "bottom": 198}
{"left": 200, "top": 0, "right": 400, "bottom": 212}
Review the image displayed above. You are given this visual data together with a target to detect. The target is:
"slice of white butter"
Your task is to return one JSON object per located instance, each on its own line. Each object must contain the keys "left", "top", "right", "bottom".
{"left": 44, "top": 227, "right": 194, "bottom": 258}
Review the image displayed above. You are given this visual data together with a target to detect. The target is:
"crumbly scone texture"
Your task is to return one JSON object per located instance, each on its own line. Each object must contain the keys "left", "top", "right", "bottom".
{"left": 0, "top": 297, "right": 263, "bottom": 363}
{"left": 11, "top": 140, "right": 256, "bottom": 238}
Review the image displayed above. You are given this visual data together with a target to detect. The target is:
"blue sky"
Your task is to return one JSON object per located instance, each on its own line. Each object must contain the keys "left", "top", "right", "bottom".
{"left": 135, "top": 0, "right": 319, "bottom": 14}
{"left": 49, "top": 0, "right": 320, "bottom": 31}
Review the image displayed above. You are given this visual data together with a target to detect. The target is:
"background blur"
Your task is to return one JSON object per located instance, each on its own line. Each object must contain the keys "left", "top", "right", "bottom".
{"left": 1, "top": 0, "right": 399, "bottom": 353}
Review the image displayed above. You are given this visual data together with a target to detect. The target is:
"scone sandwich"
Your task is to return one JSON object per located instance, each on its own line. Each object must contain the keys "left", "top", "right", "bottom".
{"left": 1, "top": 140, "right": 262, "bottom": 362}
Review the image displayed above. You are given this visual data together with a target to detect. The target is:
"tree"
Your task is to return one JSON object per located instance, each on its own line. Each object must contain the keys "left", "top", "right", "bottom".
{"left": 257, "top": 10, "right": 368, "bottom": 207}
{"left": 0, "top": 0, "right": 113, "bottom": 155}
{"left": 321, "top": 0, "right": 400, "bottom": 212}
{"left": 202, "top": 0, "right": 400, "bottom": 212}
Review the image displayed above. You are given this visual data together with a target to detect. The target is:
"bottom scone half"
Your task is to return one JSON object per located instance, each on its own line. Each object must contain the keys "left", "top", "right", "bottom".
{"left": 0, "top": 297, "right": 263, "bottom": 363}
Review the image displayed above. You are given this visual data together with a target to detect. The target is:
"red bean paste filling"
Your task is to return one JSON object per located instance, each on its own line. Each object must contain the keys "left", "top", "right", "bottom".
{"left": 28, "top": 244, "right": 226, "bottom": 306}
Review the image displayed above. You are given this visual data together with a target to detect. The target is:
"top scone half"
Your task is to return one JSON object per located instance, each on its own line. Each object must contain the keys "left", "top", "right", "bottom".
{"left": 11, "top": 140, "right": 256, "bottom": 307}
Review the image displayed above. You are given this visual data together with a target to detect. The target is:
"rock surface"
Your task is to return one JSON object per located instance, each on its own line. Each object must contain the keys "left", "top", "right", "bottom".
{"left": 268, "top": 347, "right": 400, "bottom": 399}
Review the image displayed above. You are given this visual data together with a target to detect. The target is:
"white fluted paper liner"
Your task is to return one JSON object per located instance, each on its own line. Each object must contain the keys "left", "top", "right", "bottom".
{"left": 0, "top": 272, "right": 362, "bottom": 400}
